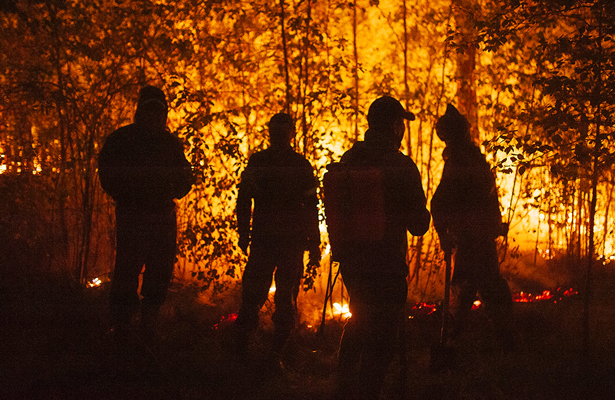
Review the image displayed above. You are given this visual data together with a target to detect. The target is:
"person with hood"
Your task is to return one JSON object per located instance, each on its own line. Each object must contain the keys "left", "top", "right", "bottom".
{"left": 430, "top": 104, "right": 514, "bottom": 352}
{"left": 98, "top": 85, "right": 195, "bottom": 340}
{"left": 332, "top": 96, "right": 431, "bottom": 400}
{"left": 234, "top": 113, "right": 321, "bottom": 363}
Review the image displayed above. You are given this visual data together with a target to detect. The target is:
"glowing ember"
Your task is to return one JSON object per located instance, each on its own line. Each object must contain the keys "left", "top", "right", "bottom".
{"left": 212, "top": 312, "right": 238, "bottom": 330}
{"left": 512, "top": 287, "right": 577, "bottom": 303}
{"left": 409, "top": 302, "right": 437, "bottom": 319}
{"left": 87, "top": 277, "right": 102, "bottom": 288}
{"left": 332, "top": 302, "right": 352, "bottom": 319}
{"left": 407, "top": 287, "right": 577, "bottom": 321}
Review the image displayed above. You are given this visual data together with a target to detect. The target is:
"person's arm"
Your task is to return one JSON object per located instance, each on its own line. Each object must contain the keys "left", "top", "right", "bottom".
{"left": 304, "top": 170, "right": 321, "bottom": 265}
{"left": 170, "top": 137, "right": 196, "bottom": 200}
{"left": 431, "top": 158, "right": 463, "bottom": 254}
{"left": 479, "top": 158, "right": 507, "bottom": 238}
{"left": 302, "top": 164, "right": 321, "bottom": 291}
{"left": 404, "top": 160, "right": 431, "bottom": 236}
{"left": 98, "top": 131, "right": 127, "bottom": 201}
{"left": 236, "top": 160, "right": 255, "bottom": 254}
{"left": 431, "top": 187, "right": 453, "bottom": 256}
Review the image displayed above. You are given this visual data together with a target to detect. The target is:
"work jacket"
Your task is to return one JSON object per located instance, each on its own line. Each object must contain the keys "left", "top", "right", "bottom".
{"left": 98, "top": 124, "right": 194, "bottom": 214}
{"left": 336, "top": 131, "right": 430, "bottom": 277}
{"left": 431, "top": 141, "right": 503, "bottom": 246}
{"left": 236, "top": 145, "right": 319, "bottom": 250}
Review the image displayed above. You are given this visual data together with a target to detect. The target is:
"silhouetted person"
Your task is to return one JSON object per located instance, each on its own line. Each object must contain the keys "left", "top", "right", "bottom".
{"left": 431, "top": 104, "right": 514, "bottom": 352}
{"left": 330, "top": 96, "right": 430, "bottom": 400}
{"left": 235, "top": 113, "right": 321, "bottom": 363}
{"left": 98, "top": 85, "right": 194, "bottom": 340}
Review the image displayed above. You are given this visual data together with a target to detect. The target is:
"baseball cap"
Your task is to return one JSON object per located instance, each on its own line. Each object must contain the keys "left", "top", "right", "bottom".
{"left": 367, "top": 96, "right": 415, "bottom": 128}
{"left": 137, "top": 85, "right": 168, "bottom": 110}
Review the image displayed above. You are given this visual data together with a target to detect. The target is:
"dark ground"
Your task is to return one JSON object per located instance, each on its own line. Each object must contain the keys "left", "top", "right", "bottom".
{"left": 2, "top": 264, "right": 615, "bottom": 400}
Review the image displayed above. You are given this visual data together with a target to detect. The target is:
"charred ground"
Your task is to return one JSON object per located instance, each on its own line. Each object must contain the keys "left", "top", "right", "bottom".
{"left": 2, "top": 261, "right": 615, "bottom": 400}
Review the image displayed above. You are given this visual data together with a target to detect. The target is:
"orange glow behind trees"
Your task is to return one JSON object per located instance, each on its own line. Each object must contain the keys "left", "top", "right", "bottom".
{"left": 0, "top": 0, "right": 614, "bottom": 307}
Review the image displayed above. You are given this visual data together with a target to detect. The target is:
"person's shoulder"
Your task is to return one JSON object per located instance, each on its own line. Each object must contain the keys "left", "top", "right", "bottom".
{"left": 101, "top": 124, "right": 135, "bottom": 150}
{"left": 448, "top": 142, "right": 483, "bottom": 161}
{"left": 248, "top": 148, "right": 267, "bottom": 161}
{"left": 467, "top": 142, "right": 485, "bottom": 157}
{"left": 273, "top": 148, "right": 314, "bottom": 173}
{"left": 161, "top": 130, "right": 185, "bottom": 148}
{"left": 340, "top": 141, "right": 365, "bottom": 162}
{"left": 289, "top": 148, "right": 313, "bottom": 164}
{"left": 106, "top": 124, "right": 134, "bottom": 140}
{"left": 464, "top": 143, "right": 489, "bottom": 166}
{"left": 385, "top": 150, "right": 416, "bottom": 170}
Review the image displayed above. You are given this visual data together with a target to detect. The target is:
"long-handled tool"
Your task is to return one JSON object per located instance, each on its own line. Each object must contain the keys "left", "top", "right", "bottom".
{"left": 429, "top": 251, "right": 456, "bottom": 373}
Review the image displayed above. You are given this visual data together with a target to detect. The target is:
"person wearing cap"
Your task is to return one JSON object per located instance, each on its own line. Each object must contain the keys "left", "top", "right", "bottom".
{"left": 431, "top": 104, "right": 514, "bottom": 352}
{"left": 334, "top": 96, "right": 430, "bottom": 399}
{"left": 98, "top": 85, "right": 195, "bottom": 340}
{"left": 234, "top": 112, "right": 321, "bottom": 364}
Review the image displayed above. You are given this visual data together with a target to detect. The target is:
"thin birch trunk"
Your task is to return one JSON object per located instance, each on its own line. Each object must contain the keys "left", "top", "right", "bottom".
{"left": 352, "top": 1, "right": 359, "bottom": 140}
{"left": 280, "top": 0, "right": 291, "bottom": 114}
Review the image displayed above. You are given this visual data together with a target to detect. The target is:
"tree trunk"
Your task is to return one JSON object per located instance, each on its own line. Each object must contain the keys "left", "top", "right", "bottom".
{"left": 48, "top": 4, "right": 71, "bottom": 272}
{"left": 583, "top": 2, "right": 606, "bottom": 362}
{"left": 301, "top": 0, "right": 313, "bottom": 157}
{"left": 453, "top": 0, "right": 479, "bottom": 141}
{"left": 403, "top": 0, "right": 411, "bottom": 156}
{"left": 352, "top": 1, "right": 359, "bottom": 140}
{"left": 602, "top": 172, "right": 614, "bottom": 255}
{"left": 280, "top": 0, "right": 291, "bottom": 114}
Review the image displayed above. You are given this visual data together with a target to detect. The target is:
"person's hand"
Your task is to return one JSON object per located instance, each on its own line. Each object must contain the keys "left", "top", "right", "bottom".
{"left": 239, "top": 235, "right": 250, "bottom": 255}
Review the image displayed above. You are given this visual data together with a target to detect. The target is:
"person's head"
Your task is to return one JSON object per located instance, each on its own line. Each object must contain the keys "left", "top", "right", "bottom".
{"left": 134, "top": 85, "right": 168, "bottom": 130}
{"left": 366, "top": 96, "right": 415, "bottom": 148}
{"left": 435, "top": 104, "right": 471, "bottom": 145}
{"left": 268, "top": 113, "right": 295, "bottom": 147}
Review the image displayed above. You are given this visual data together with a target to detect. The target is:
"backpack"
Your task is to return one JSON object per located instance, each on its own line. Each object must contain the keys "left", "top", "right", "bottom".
{"left": 323, "top": 162, "right": 387, "bottom": 262}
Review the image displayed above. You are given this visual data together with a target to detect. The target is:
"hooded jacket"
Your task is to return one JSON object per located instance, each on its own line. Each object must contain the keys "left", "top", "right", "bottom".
{"left": 431, "top": 108, "right": 503, "bottom": 244}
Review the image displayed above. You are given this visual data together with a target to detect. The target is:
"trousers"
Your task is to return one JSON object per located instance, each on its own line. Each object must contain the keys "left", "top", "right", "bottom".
{"left": 452, "top": 238, "right": 514, "bottom": 348}
{"left": 235, "top": 241, "right": 304, "bottom": 350}
{"left": 109, "top": 209, "right": 177, "bottom": 326}
{"left": 338, "top": 262, "right": 408, "bottom": 400}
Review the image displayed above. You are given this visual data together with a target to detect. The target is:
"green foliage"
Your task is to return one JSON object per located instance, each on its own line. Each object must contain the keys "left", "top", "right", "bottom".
{"left": 476, "top": 0, "right": 615, "bottom": 260}
{"left": 4, "top": 0, "right": 613, "bottom": 297}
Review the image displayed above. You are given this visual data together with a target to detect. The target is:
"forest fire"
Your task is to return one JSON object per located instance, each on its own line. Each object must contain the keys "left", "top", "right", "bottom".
{"left": 409, "top": 302, "right": 438, "bottom": 319}
{"left": 511, "top": 287, "right": 578, "bottom": 304}
{"left": 0, "top": 0, "right": 612, "bottom": 303}
{"left": 332, "top": 302, "right": 352, "bottom": 319}
{"left": 86, "top": 277, "right": 102, "bottom": 288}
{"left": 1, "top": 1, "right": 614, "bottom": 399}
{"left": 407, "top": 287, "right": 578, "bottom": 321}
{"left": 212, "top": 312, "right": 238, "bottom": 330}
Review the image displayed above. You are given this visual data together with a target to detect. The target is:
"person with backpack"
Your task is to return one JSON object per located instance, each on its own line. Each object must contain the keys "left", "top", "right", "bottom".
{"left": 234, "top": 113, "right": 321, "bottom": 366}
{"left": 326, "top": 96, "right": 430, "bottom": 400}
{"left": 430, "top": 104, "right": 514, "bottom": 353}
{"left": 98, "top": 85, "right": 195, "bottom": 341}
